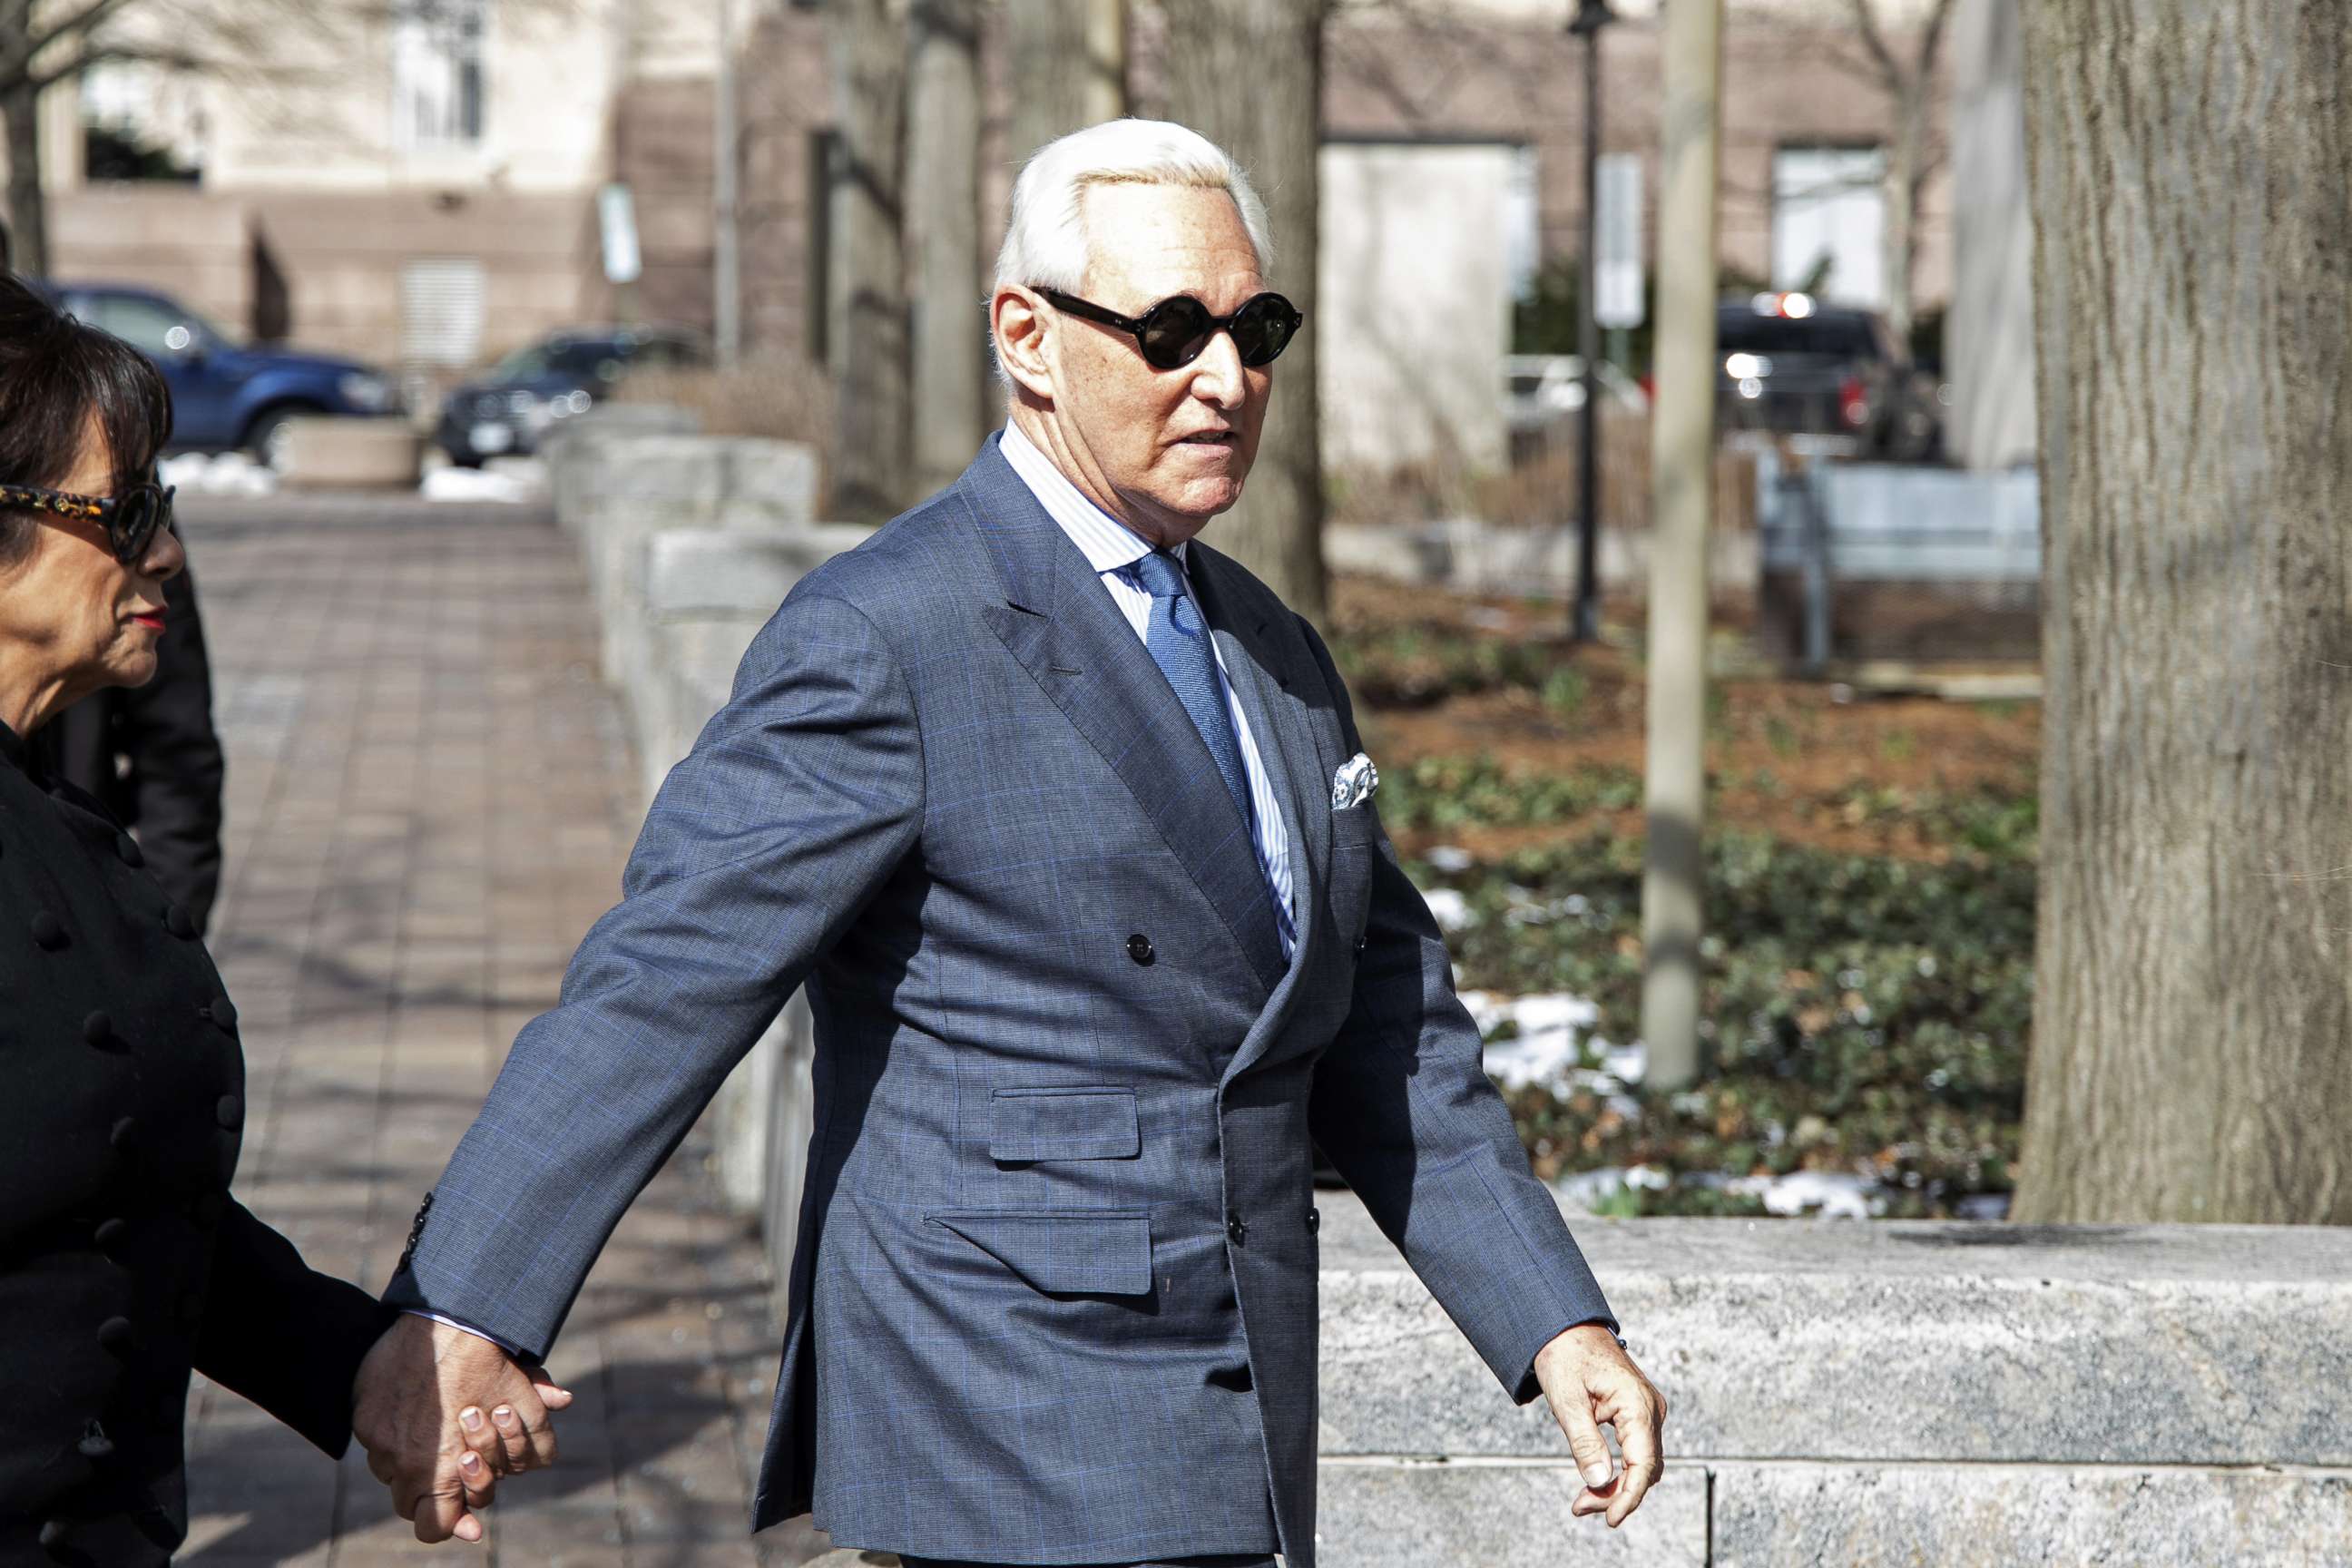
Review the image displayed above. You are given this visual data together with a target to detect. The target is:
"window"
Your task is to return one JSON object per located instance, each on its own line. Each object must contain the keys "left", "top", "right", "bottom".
{"left": 394, "top": 0, "right": 486, "bottom": 150}
{"left": 401, "top": 259, "right": 487, "bottom": 367}
{"left": 81, "top": 294, "right": 203, "bottom": 357}
{"left": 1770, "top": 146, "right": 1886, "bottom": 309}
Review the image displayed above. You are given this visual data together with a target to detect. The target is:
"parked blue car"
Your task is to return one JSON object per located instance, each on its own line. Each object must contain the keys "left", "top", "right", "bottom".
{"left": 40, "top": 282, "right": 401, "bottom": 467}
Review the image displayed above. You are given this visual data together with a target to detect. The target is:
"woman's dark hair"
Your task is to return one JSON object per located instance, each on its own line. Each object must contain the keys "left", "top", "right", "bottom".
{"left": 0, "top": 271, "right": 174, "bottom": 566}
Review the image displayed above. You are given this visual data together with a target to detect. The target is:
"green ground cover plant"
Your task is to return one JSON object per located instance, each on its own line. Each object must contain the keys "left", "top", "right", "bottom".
{"left": 1419, "top": 799, "right": 2035, "bottom": 1219}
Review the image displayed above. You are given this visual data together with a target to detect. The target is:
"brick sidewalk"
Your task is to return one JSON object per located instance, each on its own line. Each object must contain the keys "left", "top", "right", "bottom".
{"left": 172, "top": 501, "right": 848, "bottom": 1567}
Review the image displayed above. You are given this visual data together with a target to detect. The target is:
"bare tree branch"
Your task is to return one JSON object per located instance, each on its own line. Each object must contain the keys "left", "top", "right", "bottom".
{"left": 1846, "top": 0, "right": 1902, "bottom": 86}
{"left": 26, "top": 0, "right": 140, "bottom": 57}
{"left": 1915, "top": 0, "right": 1956, "bottom": 84}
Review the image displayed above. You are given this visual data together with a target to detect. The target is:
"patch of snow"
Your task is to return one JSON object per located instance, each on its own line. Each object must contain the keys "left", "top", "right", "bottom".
{"left": 162, "top": 451, "right": 277, "bottom": 496}
{"left": 1421, "top": 887, "right": 1476, "bottom": 932}
{"left": 1748, "top": 1169, "right": 1884, "bottom": 1220}
{"left": 1425, "top": 845, "right": 1475, "bottom": 874}
{"left": 1465, "top": 990, "right": 1604, "bottom": 1089}
{"left": 423, "top": 459, "right": 546, "bottom": 504}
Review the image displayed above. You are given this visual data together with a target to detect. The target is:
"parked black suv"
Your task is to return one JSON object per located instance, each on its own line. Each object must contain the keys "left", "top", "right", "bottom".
{"left": 1716, "top": 294, "right": 1942, "bottom": 462}
{"left": 435, "top": 326, "right": 710, "bottom": 466}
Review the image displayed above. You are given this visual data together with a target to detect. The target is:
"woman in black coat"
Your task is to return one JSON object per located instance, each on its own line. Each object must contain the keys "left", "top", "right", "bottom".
{"left": 0, "top": 279, "right": 457, "bottom": 1563}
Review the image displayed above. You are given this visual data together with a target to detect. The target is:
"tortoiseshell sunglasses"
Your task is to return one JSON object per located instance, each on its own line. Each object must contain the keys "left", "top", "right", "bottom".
{"left": 0, "top": 476, "right": 176, "bottom": 564}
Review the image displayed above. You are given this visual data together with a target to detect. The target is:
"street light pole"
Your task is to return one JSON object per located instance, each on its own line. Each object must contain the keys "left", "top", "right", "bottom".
{"left": 1569, "top": 0, "right": 1615, "bottom": 642}
{"left": 714, "top": 0, "right": 742, "bottom": 369}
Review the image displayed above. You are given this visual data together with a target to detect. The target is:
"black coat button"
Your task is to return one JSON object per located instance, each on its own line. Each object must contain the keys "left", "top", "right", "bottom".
{"left": 96, "top": 1317, "right": 134, "bottom": 1355}
{"left": 31, "top": 911, "right": 65, "bottom": 950}
{"left": 163, "top": 904, "right": 196, "bottom": 939}
{"left": 111, "top": 1116, "right": 138, "bottom": 1151}
{"left": 204, "top": 994, "right": 238, "bottom": 1032}
{"left": 1127, "top": 933, "right": 1154, "bottom": 965}
{"left": 94, "top": 1218, "right": 130, "bottom": 1259}
{"left": 38, "top": 1520, "right": 68, "bottom": 1550}
{"left": 1226, "top": 1210, "right": 1248, "bottom": 1245}
{"left": 115, "top": 833, "right": 143, "bottom": 867}
{"left": 78, "top": 1421, "right": 113, "bottom": 1460}
{"left": 1307, "top": 1207, "right": 1320, "bottom": 1233}
{"left": 216, "top": 1093, "right": 244, "bottom": 1131}
{"left": 83, "top": 1011, "right": 115, "bottom": 1048}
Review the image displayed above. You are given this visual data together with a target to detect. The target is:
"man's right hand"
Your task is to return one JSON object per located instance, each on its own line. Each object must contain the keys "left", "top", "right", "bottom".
{"left": 351, "top": 1313, "right": 574, "bottom": 1543}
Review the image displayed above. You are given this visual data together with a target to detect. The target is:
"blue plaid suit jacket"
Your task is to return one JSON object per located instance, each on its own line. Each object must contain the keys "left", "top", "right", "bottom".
{"left": 387, "top": 434, "right": 1618, "bottom": 1565}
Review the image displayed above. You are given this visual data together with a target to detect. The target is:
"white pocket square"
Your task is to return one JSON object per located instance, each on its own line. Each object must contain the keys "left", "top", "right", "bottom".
{"left": 1331, "top": 752, "right": 1379, "bottom": 810}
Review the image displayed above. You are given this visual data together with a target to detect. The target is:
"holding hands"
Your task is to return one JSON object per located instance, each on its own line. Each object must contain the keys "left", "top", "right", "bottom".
{"left": 351, "top": 1314, "right": 574, "bottom": 1544}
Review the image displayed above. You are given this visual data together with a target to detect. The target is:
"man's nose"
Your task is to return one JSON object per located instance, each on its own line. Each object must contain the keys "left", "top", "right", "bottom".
{"left": 1187, "top": 326, "right": 1249, "bottom": 407}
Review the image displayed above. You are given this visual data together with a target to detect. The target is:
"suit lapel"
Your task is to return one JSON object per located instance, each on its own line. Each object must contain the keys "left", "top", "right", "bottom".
{"left": 963, "top": 440, "right": 1288, "bottom": 995}
{"left": 1187, "top": 544, "right": 1338, "bottom": 1086}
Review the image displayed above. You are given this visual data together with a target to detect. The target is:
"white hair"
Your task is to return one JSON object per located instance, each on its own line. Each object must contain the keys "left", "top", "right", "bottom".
{"left": 990, "top": 118, "right": 1277, "bottom": 384}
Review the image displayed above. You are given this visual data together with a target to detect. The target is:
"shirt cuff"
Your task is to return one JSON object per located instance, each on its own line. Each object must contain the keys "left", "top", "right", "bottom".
{"left": 403, "top": 1308, "right": 524, "bottom": 1357}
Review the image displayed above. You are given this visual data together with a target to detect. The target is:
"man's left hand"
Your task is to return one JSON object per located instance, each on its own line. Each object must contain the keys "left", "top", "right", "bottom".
{"left": 1534, "top": 1322, "right": 1667, "bottom": 1528}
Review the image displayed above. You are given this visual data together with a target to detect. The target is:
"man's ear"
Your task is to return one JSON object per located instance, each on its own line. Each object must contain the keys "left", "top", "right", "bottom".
{"left": 992, "top": 286, "right": 1056, "bottom": 402}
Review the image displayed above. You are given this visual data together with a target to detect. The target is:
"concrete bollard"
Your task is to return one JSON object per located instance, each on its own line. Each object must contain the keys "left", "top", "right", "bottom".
{"left": 276, "top": 417, "right": 421, "bottom": 489}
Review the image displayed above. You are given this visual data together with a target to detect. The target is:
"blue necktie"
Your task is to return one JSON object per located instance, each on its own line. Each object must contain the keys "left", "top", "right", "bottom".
{"left": 1132, "top": 549, "right": 1255, "bottom": 831}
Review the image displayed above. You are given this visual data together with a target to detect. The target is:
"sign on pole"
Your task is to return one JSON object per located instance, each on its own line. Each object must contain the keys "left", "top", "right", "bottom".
{"left": 599, "top": 182, "right": 643, "bottom": 286}
{"left": 1595, "top": 152, "right": 1645, "bottom": 328}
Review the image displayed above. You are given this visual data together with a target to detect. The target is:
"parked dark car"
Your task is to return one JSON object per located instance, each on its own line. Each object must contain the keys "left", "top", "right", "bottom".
{"left": 40, "top": 282, "right": 401, "bottom": 467}
{"left": 434, "top": 327, "right": 710, "bottom": 466}
{"left": 1716, "top": 293, "right": 1943, "bottom": 462}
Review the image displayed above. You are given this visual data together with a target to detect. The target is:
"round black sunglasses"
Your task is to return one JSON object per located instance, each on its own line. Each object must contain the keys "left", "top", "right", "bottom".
{"left": 0, "top": 475, "right": 177, "bottom": 564}
{"left": 1035, "top": 287, "right": 1305, "bottom": 371}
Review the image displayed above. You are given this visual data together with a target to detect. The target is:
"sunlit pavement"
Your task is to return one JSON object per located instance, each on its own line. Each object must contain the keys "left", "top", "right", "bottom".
{"left": 173, "top": 496, "right": 837, "bottom": 1567}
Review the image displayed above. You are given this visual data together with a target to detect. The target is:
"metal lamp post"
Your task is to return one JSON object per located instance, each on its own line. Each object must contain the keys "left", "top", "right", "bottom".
{"left": 1568, "top": 0, "right": 1616, "bottom": 641}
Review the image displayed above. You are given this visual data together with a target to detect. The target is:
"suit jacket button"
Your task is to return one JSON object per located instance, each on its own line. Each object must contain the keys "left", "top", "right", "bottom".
{"left": 163, "top": 904, "right": 197, "bottom": 940}
{"left": 38, "top": 1520, "right": 69, "bottom": 1551}
{"left": 1307, "top": 1207, "right": 1319, "bottom": 1233}
{"left": 95, "top": 1218, "right": 131, "bottom": 1259}
{"left": 111, "top": 1116, "right": 139, "bottom": 1152}
{"left": 1127, "top": 933, "right": 1154, "bottom": 965}
{"left": 31, "top": 911, "right": 65, "bottom": 950}
{"left": 83, "top": 1011, "right": 115, "bottom": 1047}
{"left": 216, "top": 1093, "right": 244, "bottom": 1131}
{"left": 205, "top": 995, "right": 238, "bottom": 1032}
{"left": 116, "top": 833, "right": 143, "bottom": 867}
{"left": 1226, "top": 1211, "right": 1248, "bottom": 1245}
{"left": 78, "top": 1420, "right": 114, "bottom": 1460}
{"left": 97, "top": 1316, "right": 135, "bottom": 1355}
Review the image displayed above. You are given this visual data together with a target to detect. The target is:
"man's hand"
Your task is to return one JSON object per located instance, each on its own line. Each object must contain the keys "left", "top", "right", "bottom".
{"left": 1534, "top": 1322, "right": 1667, "bottom": 1529}
{"left": 351, "top": 1314, "right": 575, "bottom": 1544}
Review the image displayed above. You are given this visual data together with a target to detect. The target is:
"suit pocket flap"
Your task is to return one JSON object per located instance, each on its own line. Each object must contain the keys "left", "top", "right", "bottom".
{"left": 989, "top": 1085, "right": 1140, "bottom": 1161}
{"left": 926, "top": 1208, "right": 1152, "bottom": 1295}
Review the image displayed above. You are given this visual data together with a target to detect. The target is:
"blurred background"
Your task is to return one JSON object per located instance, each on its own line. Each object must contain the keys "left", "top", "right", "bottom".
{"left": 9, "top": 1, "right": 2348, "bottom": 1561}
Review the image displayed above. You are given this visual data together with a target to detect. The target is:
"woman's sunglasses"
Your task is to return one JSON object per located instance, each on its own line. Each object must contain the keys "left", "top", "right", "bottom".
{"left": 0, "top": 476, "right": 177, "bottom": 564}
{"left": 1036, "top": 287, "right": 1305, "bottom": 371}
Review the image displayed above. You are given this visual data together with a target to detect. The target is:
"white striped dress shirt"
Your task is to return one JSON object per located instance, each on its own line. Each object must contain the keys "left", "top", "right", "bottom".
{"left": 999, "top": 420, "right": 1298, "bottom": 959}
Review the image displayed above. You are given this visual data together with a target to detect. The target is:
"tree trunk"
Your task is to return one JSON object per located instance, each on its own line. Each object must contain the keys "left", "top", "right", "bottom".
{"left": 1161, "top": 0, "right": 1327, "bottom": 623}
{"left": 2, "top": 76, "right": 44, "bottom": 278}
{"left": 1006, "top": 0, "right": 1126, "bottom": 164}
{"left": 1877, "top": 83, "right": 1920, "bottom": 355}
{"left": 2014, "top": 0, "right": 2352, "bottom": 1225}
{"left": 906, "top": 0, "right": 983, "bottom": 494}
{"left": 825, "top": 0, "right": 911, "bottom": 517}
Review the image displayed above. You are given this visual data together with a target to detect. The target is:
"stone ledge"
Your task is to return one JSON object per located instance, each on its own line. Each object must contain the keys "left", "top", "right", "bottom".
{"left": 1318, "top": 1194, "right": 2352, "bottom": 1466}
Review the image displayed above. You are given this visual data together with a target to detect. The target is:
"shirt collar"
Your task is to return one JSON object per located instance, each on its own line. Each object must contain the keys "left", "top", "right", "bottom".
{"left": 999, "top": 420, "right": 1186, "bottom": 577}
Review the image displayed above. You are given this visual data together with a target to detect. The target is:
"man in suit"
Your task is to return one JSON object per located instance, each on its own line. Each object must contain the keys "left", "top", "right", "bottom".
{"left": 350, "top": 119, "right": 1665, "bottom": 1563}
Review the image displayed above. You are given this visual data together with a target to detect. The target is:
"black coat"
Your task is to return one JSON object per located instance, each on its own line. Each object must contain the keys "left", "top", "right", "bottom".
{"left": 33, "top": 564, "right": 224, "bottom": 935}
{"left": 0, "top": 721, "right": 391, "bottom": 1567}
